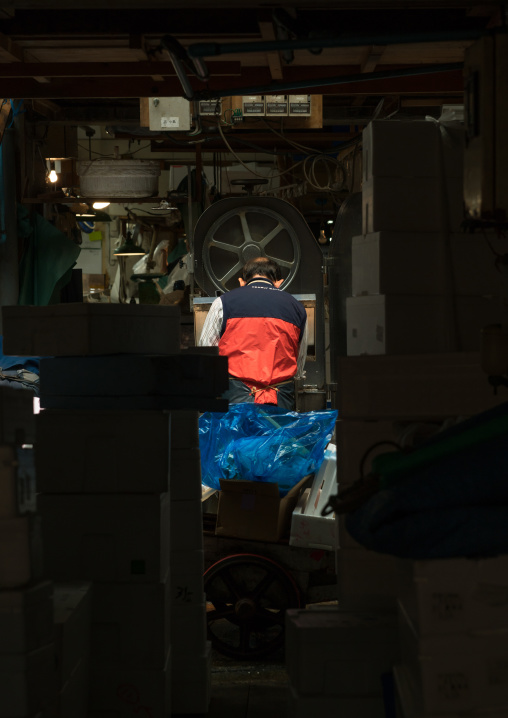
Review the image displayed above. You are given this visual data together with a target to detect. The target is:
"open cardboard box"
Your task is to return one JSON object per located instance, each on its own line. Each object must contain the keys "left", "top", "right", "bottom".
{"left": 215, "top": 475, "right": 312, "bottom": 543}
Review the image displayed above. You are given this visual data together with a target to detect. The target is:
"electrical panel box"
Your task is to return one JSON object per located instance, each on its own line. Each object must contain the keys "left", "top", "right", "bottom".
{"left": 148, "top": 97, "right": 191, "bottom": 131}
{"left": 242, "top": 95, "right": 265, "bottom": 116}
{"left": 464, "top": 32, "right": 508, "bottom": 220}
{"left": 265, "top": 95, "right": 288, "bottom": 116}
{"left": 199, "top": 99, "right": 222, "bottom": 116}
{"left": 289, "top": 95, "right": 312, "bottom": 116}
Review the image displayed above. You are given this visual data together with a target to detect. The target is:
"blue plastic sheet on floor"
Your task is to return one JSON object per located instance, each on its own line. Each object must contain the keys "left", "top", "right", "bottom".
{"left": 345, "top": 402, "right": 508, "bottom": 559}
{"left": 199, "top": 402, "right": 337, "bottom": 496}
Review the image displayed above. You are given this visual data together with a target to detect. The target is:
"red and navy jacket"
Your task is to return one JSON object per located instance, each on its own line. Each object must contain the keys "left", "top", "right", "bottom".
{"left": 218, "top": 278, "right": 307, "bottom": 404}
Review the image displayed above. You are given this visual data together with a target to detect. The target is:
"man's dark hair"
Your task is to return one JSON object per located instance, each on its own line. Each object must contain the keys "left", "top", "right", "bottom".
{"left": 242, "top": 256, "right": 282, "bottom": 283}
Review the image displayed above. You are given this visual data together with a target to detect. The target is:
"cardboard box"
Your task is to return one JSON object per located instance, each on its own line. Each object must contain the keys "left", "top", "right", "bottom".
{"left": 393, "top": 663, "right": 508, "bottom": 718}
{"left": 0, "top": 643, "right": 57, "bottom": 716}
{"left": 351, "top": 231, "right": 506, "bottom": 297}
{"left": 35, "top": 410, "right": 170, "bottom": 493}
{"left": 89, "top": 651, "right": 171, "bottom": 718}
{"left": 38, "top": 351, "right": 229, "bottom": 413}
{"left": 171, "top": 642, "right": 212, "bottom": 715}
{"left": 170, "top": 448, "right": 202, "bottom": 501}
{"left": 0, "top": 581, "right": 54, "bottom": 653}
{"left": 337, "top": 353, "right": 507, "bottom": 419}
{"left": 1, "top": 303, "right": 181, "bottom": 356}
{"left": 0, "top": 386, "right": 35, "bottom": 444}
{"left": 39, "top": 493, "right": 170, "bottom": 583}
{"left": 288, "top": 684, "right": 385, "bottom": 718}
{"left": 215, "top": 475, "right": 312, "bottom": 542}
{"left": 0, "top": 515, "right": 43, "bottom": 589}
{"left": 346, "top": 294, "right": 503, "bottom": 356}
{"left": 398, "top": 603, "right": 508, "bottom": 713}
{"left": 396, "top": 555, "right": 508, "bottom": 636}
{"left": 53, "top": 582, "right": 92, "bottom": 685}
{"left": 285, "top": 606, "right": 399, "bottom": 696}
{"left": 91, "top": 580, "right": 170, "bottom": 670}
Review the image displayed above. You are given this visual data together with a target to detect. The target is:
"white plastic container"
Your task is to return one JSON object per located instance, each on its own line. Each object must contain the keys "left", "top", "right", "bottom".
{"left": 77, "top": 159, "right": 161, "bottom": 197}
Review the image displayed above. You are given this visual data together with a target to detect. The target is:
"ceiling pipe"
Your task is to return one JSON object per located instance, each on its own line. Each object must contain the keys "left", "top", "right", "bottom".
{"left": 187, "top": 29, "right": 483, "bottom": 59}
{"left": 194, "top": 62, "right": 464, "bottom": 100}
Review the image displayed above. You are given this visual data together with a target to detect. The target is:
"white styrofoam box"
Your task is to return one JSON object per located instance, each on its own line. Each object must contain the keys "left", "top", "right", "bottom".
{"left": 396, "top": 555, "right": 508, "bottom": 636}
{"left": 170, "top": 549, "right": 204, "bottom": 605}
{"left": 170, "top": 498, "right": 203, "bottom": 551}
{"left": 0, "top": 581, "right": 54, "bottom": 653}
{"left": 53, "top": 582, "right": 92, "bottom": 686}
{"left": 89, "top": 650, "right": 171, "bottom": 718}
{"left": 38, "top": 351, "right": 229, "bottom": 412}
{"left": 0, "top": 515, "right": 43, "bottom": 589}
{"left": 288, "top": 684, "right": 386, "bottom": 718}
{"left": 362, "top": 176, "right": 464, "bottom": 235}
{"left": 290, "top": 444, "right": 338, "bottom": 551}
{"left": 91, "top": 580, "right": 170, "bottom": 669}
{"left": 337, "top": 547, "right": 398, "bottom": 607}
{"left": 346, "top": 294, "right": 503, "bottom": 356}
{"left": 393, "top": 663, "right": 508, "bottom": 718}
{"left": 59, "top": 657, "right": 88, "bottom": 718}
{"left": 170, "top": 598, "right": 208, "bottom": 655}
{"left": 1, "top": 303, "right": 180, "bottom": 357}
{"left": 285, "top": 606, "right": 398, "bottom": 697}
{"left": 170, "top": 447, "right": 202, "bottom": 501}
{"left": 337, "top": 352, "right": 507, "bottom": 420}
{"left": 170, "top": 410, "right": 200, "bottom": 448}
{"left": 171, "top": 641, "right": 212, "bottom": 716}
{"left": 363, "top": 120, "right": 441, "bottom": 181}
{"left": 0, "top": 386, "right": 35, "bottom": 444}
{"left": 39, "top": 493, "right": 170, "bottom": 583}
{"left": 351, "top": 231, "right": 506, "bottom": 297}
{"left": 398, "top": 604, "right": 508, "bottom": 713}
{"left": 0, "top": 643, "right": 57, "bottom": 717}
{"left": 35, "top": 409, "right": 170, "bottom": 493}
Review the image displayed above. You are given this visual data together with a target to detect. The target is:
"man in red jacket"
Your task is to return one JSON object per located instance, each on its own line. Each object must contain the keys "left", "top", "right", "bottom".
{"left": 199, "top": 256, "right": 307, "bottom": 410}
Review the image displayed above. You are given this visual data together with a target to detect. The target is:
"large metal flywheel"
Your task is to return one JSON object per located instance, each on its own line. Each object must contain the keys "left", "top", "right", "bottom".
{"left": 193, "top": 196, "right": 310, "bottom": 296}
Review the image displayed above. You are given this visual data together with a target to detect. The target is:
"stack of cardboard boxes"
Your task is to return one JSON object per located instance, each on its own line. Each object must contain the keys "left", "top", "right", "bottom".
{"left": 393, "top": 555, "right": 508, "bottom": 717}
{"left": 1, "top": 303, "right": 229, "bottom": 717}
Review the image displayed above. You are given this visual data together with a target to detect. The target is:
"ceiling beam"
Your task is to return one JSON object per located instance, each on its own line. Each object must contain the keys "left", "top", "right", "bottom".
{"left": 0, "top": 60, "right": 242, "bottom": 79}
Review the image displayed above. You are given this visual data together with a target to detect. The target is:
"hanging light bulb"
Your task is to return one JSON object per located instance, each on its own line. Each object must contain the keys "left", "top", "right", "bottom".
{"left": 48, "top": 168, "right": 58, "bottom": 183}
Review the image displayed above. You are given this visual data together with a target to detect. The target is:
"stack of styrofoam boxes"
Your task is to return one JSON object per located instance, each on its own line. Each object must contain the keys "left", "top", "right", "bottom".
{"left": 393, "top": 555, "right": 508, "bottom": 717}
{"left": 348, "top": 119, "right": 505, "bottom": 356}
{"left": 169, "top": 410, "right": 211, "bottom": 714}
{"left": 285, "top": 605, "right": 400, "bottom": 718}
{"left": 0, "top": 386, "right": 57, "bottom": 718}
{"left": 0, "top": 303, "right": 228, "bottom": 718}
{"left": 53, "top": 582, "right": 92, "bottom": 718}
{"left": 335, "top": 352, "right": 508, "bottom": 610}
{"left": 35, "top": 408, "right": 173, "bottom": 718}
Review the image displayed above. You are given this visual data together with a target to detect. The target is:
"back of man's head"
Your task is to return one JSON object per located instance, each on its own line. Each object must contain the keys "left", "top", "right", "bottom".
{"left": 242, "top": 256, "right": 282, "bottom": 283}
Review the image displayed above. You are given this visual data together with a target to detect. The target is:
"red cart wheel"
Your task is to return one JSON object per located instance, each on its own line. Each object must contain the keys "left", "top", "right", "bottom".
{"left": 204, "top": 553, "right": 303, "bottom": 660}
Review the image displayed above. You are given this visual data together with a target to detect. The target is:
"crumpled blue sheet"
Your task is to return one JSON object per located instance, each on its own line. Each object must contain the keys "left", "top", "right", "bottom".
{"left": 199, "top": 402, "right": 337, "bottom": 496}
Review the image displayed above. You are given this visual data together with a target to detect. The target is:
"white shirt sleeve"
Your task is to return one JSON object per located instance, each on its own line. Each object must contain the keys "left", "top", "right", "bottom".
{"left": 295, "top": 317, "right": 308, "bottom": 380}
{"left": 198, "top": 297, "right": 223, "bottom": 347}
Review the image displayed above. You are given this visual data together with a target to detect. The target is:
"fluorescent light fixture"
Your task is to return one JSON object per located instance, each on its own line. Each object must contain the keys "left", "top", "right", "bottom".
{"left": 93, "top": 201, "right": 110, "bottom": 209}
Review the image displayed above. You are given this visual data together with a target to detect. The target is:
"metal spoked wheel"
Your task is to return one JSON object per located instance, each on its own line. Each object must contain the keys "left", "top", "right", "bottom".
{"left": 198, "top": 201, "right": 301, "bottom": 294}
{"left": 204, "top": 553, "right": 303, "bottom": 660}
